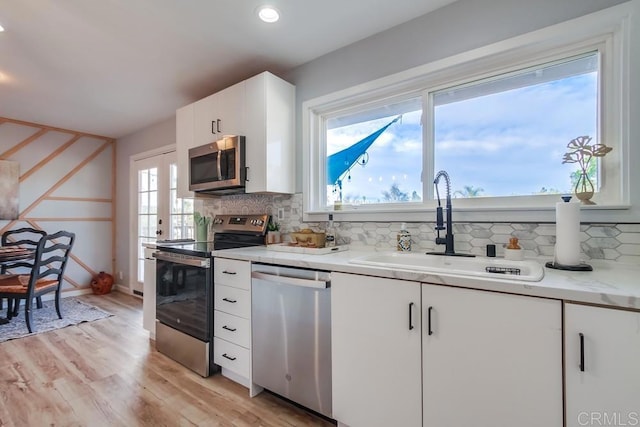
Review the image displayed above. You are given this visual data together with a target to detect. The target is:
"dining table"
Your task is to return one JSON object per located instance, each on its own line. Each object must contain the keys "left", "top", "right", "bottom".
{"left": 0, "top": 246, "right": 35, "bottom": 325}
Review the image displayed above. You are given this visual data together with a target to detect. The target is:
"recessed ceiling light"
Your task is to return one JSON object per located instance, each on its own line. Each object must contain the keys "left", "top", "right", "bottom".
{"left": 0, "top": 24, "right": 5, "bottom": 32}
{"left": 257, "top": 6, "right": 280, "bottom": 23}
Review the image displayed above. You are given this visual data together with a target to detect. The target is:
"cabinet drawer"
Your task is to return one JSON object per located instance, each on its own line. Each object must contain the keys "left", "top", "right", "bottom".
{"left": 214, "top": 258, "right": 251, "bottom": 289}
{"left": 214, "top": 310, "right": 251, "bottom": 348}
{"left": 214, "top": 337, "right": 250, "bottom": 379}
{"left": 214, "top": 285, "right": 250, "bottom": 318}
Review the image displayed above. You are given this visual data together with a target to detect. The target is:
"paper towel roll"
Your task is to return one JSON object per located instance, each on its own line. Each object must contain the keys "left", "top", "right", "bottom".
{"left": 555, "top": 199, "right": 581, "bottom": 266}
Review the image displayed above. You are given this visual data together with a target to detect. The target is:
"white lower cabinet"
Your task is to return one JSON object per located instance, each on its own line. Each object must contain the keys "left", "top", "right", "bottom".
{"left": 213, "top": 258, "right": 253, "bottom": 388}
{"left": 422, "top": 284, "right": 563, "bottom": 427}
{"left": 332, "top": 273, "right": 422, "bottom": 427}
{"left": 331, "top": 273, "right": 563, "bottom": 427}
{"left": 565, "top": 303, "right": 640, "bottom": 427}
{"left": 142, "top": 247, "right": 156, "bottom": 337}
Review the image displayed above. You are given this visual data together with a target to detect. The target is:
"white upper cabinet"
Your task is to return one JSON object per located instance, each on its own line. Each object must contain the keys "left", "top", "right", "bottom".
{"left": 193, "top": 81, "right": 245, "bottom": 148}
{"left": 244, "top": 72, "right": 295, "bottom": 194}
{"left": 216, "top": 82, "right": 245, "bottom": 138}
{"left": 565, "top": 303, "right": 640, "bottom": 427}
{"left": 175, "top": 72, "right": 294, "bottom": 198}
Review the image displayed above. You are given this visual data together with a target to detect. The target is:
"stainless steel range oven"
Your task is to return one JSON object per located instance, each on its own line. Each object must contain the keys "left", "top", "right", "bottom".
{"left": 154, "top": 214, "right": 268, "bottom": 377}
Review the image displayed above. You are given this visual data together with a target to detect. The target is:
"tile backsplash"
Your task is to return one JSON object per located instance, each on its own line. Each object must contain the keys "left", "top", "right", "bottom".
{"left": 202, "top": 193, "right": 640, "bottom": 264}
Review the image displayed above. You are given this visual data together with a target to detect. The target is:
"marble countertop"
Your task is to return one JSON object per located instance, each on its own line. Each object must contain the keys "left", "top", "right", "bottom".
{"left": 212, "top": 246, "right": 640, "bottom": 310}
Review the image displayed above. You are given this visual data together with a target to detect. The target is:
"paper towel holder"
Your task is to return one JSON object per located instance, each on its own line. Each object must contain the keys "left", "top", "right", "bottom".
{"left": 546, "top": 195, "right": 593, "bottom": 271}
{"left": 545, "top": 261, "right": 593, "bottom": 271}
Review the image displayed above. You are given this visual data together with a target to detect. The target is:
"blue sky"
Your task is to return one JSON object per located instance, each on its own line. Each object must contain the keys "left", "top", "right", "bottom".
{"left": 327, "top": 73, "right": 597, "bottom": 203}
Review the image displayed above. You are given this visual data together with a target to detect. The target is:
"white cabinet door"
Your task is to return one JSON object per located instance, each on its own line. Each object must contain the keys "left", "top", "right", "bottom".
{"left": 193, "top": 93, "right": 219, "bottom": 148}
{"left": 244, "top": 72, "right": 295, "bottom": 194}
{"left": 565, "top": 303, "right": 640, "bottom": 427}
{"left": 422, "top": 284, "right": 563, "bottom": 427}
{"left": 216, "top": 81, "right": 245, "bottom": 137}
{"left": 176, "top": 103, "right": 195, "bottom": 199}
{"left": 332, "top": 272, "right": 422, "bottom": 427}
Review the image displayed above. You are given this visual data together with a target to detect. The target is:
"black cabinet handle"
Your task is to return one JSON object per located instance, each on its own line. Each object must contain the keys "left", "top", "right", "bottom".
{"left": 427, "top": 306, "right": 434, "bottom": 336}
{"left": 222, "top": 298, "right": 237, "bottom": 303}
{"left": 222, "top": 325, "right": 236, "bottom": 332}
{"left": 222, "top": 270, "right": 237, "bottom": 275}
{"left": 211, "top": 120, "right": 216, "bottom": 134}
{"left": 409, "top": 302, "right": 415, "bottom": 330}
{"left": 222, "top": 353, "right": 236, "bottom": 361}
{"left": 579, "top": 333, "right": 585, "bottom": 372}
{"left": 245, "top": 166, "right": 250, "bottom": 182}
{"left": 217, "top": 119, "right": 221, "bottom": 133}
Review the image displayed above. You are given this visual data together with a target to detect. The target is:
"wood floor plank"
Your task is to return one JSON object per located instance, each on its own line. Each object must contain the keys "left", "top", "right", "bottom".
{"left": 0, "top": 292, "right": 334, "bottom": 426}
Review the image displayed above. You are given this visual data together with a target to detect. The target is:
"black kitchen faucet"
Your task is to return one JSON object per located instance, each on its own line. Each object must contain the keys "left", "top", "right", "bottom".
{"left": 427, "top": 170, "right": 475, "bottom": 257}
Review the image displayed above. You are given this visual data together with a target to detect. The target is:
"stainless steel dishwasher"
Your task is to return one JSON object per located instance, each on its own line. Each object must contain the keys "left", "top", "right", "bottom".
{"left": 251, "top": 263, "right": 332, "bottom": 418}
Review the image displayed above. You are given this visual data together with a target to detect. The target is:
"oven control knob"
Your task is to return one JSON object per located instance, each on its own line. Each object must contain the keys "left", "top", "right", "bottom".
{"left": 255, "top": 219, "right": 264, "bottom": 226}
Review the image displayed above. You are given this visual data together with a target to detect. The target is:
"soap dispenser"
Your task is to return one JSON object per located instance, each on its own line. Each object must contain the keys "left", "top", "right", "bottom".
{"left": 325, "top": 214, "right": 336, "bottom": 247}
{"left": 397, "top": 223, "right": 412, "bottom": 252}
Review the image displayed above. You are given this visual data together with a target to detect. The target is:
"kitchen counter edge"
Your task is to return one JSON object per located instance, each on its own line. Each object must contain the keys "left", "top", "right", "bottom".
{"left": 212, "top": 247, "right": 640, "bottom": 311}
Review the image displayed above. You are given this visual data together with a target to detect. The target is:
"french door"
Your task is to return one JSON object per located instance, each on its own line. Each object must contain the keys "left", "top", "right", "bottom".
{"left": 132, "top": 151, "right": 194, "bottom": 292}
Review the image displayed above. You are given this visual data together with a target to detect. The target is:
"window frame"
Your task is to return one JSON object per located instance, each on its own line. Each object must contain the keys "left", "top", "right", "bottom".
{"left": 302, "top": 3, "right": 632, "bottom": 223}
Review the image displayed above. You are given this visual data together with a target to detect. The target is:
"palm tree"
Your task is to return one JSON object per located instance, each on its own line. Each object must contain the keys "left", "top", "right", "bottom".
{"left": 453, "top": 185, "right": 484, "bottom": 198}
{"left": 382, "top": 183, "right": 409, "bottom": 201}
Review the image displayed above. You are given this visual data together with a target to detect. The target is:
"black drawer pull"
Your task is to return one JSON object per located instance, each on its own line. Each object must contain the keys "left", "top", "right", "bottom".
{"left": 211, "top": 120, "right": 216, "bottom": 134}
{"left": 222, "top": 270, "right": 237, "bottom": 275}
{"left": 222, "top": 353, "right": 236, "bottom": 361}
{"left": 579, "top": 333, "right": 585, "bottom": 372}
{"left": 222, "top": 298, "right": 237, "bottom": 303}
{"left": 222, "top": 325, "right": 236, "bottom": 332}
{"left": 427, "top": 306, "right": 434, "bottom": 336}
{"left": 409, "top": 302, "right": 415, "bottom": 330}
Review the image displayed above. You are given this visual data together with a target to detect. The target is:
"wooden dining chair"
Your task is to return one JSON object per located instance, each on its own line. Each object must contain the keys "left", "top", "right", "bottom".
{"left": 0, "top": 227, "right": 47, "bottom": 312}
{"left": 0, "top": 230, "right": 75, "bottom": 333}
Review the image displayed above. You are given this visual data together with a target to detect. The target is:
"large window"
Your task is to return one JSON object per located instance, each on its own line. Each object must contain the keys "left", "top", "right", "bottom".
{"left": 304, "top": 6, "right": 630, "bottom": 223}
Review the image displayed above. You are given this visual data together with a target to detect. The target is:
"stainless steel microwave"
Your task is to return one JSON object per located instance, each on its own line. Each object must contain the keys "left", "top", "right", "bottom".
{"left": 188, "top": 135, "right": 246, "bottom": 195}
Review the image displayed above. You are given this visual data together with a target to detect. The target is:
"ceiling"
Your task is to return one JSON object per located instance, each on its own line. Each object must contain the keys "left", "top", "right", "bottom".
{"left": 0, "top": 0, "right": 457, "bottom": 139}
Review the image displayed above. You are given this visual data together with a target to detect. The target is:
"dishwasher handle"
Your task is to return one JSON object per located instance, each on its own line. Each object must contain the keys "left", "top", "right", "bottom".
{"left": 251, "top": 271, "right": 329, "bottom": 289}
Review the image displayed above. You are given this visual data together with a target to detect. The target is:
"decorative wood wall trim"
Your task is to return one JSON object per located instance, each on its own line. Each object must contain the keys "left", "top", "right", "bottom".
{"left": 18, "top": 140, "right": 113, "bottom": 218}
{"left": 0, "top": 116, "right": 115, "bottom": 293}
{"left": 0, "top": 128, "right": 48, "bottom": 159}
{"left": 20, "top": 134, "right": 81, "bottom": 182}
{"left": 47, "top": 196, "right": 112, "bottom": 203}
{"left": 0, "top": 117, "right": 114, "bottom": 140}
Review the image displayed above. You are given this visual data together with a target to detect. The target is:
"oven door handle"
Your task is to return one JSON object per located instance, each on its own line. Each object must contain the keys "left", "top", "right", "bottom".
{"left": 251, "top": 271, "right": 329, "bottom": 289}
{"left": 153, "top": 252, "right": 210, "bottom": 268}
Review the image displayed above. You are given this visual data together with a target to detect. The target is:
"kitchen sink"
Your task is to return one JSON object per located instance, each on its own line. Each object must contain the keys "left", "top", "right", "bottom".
{"left": 349, "top": 252, "right": 544, "bottom": 282}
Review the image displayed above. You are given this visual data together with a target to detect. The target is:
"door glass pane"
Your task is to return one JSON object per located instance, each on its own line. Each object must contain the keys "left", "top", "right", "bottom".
{"left": 169, "top": 163, "right": 194, "bottom": 240}
{"left": 138, "top": 166, "right": 159, "bottom": 282}
{"left": 149, "top": 168, "right": 158, "bottom": 191}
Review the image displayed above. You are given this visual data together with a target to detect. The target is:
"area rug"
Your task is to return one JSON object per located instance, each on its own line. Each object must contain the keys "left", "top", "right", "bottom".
{"left": 0, "top": 297, "right": 112, "bottom": 343}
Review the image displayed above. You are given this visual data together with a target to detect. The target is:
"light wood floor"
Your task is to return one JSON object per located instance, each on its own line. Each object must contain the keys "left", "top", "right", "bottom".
{"left": 0, "top": 292, "right": 335, "bottom": 427}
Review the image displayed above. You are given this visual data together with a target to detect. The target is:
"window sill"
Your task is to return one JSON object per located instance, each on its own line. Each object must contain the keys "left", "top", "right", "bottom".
{"left": 304, "top": 204, "right": 634, "bottom": 224}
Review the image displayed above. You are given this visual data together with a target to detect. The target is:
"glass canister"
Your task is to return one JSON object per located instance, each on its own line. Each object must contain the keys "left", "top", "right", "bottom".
{"left": 397, "top": 223, "right": 412, "bottom": 252}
